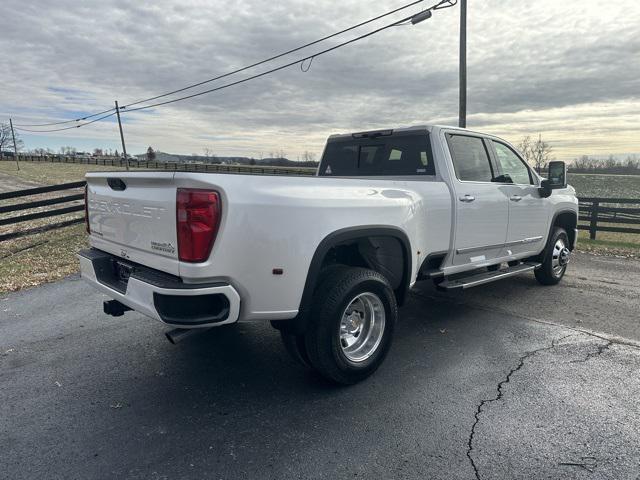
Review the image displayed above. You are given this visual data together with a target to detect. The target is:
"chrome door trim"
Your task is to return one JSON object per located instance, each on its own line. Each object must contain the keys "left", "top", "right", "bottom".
{"left": 455, "top": 236, "right": 543, "bottom": 255}
{"left": 456, "top": 242, "right": 505, "bottom": 255}
{"left": 517, "top": 236, "right": 543, "bottom": 245}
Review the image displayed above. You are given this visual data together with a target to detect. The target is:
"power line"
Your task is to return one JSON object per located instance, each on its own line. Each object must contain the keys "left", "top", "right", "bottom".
{"left": 13, "top": 107, "right": 115, "bottom": 128}
{"left": 12, "top": 0, "right": 457, "bottom": 132}
{"left": 13, "top": 111, "right": 117, "bottom": 133}
{"left": 119, "top": 0, "right": 429, "bottom": 110}
{"left": 12, "top": 0, "right": 426, "bottom": 129}
{"left": 123, "top": 0, "right": 456, "bottom": 114}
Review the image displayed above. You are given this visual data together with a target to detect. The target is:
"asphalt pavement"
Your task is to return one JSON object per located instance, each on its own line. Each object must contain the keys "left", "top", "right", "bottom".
{"left": 1, "top": 252, "right": 639, "bottom": 479}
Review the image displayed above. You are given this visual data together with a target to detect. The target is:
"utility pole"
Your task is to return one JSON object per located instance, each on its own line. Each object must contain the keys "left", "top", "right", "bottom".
{"left": 459, "top": 0, "right": 467, "bottom": 128}
{"left": 9, "top": 118, "right": 20, "bottom": 170}
{"left": 114, "top": 101, "right": 129, "bottom": 170}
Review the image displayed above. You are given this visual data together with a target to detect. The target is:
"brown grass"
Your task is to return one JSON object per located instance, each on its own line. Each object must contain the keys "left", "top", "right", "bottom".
{"left": 0, "top": 223, "right": 87, "bottom": 293}
{"left": 577, "top": 230, "right": 639, "bottom": 257}
{"left": 0, "top": 160, "right": 137, "bottom": 185}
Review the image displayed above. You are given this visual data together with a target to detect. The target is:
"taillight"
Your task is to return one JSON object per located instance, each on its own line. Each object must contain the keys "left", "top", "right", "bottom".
{"left": 176, "top": 189, "right": 221, "bottom": 262}
{"left": 84, "top": 184, "right": 90, "bottom": 234}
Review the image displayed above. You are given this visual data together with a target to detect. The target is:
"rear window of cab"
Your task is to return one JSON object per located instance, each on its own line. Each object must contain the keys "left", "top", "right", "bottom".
{"left": 319, "top": 133, "right": 435, "bottom": 176}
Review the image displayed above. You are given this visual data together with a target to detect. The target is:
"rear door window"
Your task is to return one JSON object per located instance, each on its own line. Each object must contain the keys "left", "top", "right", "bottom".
{"left": 320, "top": 133, "right": 435, "bottom": 176}
{"left": 447, "top": 135, "right": 494, "bottom": 182}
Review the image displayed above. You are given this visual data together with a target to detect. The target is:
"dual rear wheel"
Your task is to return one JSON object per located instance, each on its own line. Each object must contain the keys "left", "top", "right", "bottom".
{"left": 280, "top": 267, "right": 397, "bottom": 385}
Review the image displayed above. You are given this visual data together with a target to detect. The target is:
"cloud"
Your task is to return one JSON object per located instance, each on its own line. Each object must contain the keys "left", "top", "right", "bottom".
{"left": 1, "top": 0, "right": 638, "bottom": 160}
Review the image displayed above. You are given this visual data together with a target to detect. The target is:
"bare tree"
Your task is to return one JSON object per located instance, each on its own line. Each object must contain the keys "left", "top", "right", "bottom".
{"left": 302, "top": 151, "right": 316, "bottom": 163}
{"left": 0, "top": 122, "right": 23, "bottom": 152}
{"left": 203, "top": 147, "right": 217, "bottom": 163}
{"left": 146, "top": 146, "right": 156, "bottom": 162}
{"left": 571, "top": 154, "right": 639, "bottom": 174}
{"left": 59, "top": 146, "right": 76, "bottom": 155}
{"left": 572, "top": 155, "right": 591, "bottom": 170}
{"left": 518, "top": 134, "right": 553, "bottom": 173}
{"left": 625, "top": 156, "right": 640, "bottom": 172}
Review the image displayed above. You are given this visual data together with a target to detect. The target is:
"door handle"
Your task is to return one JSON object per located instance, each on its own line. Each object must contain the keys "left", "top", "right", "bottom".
{"left": 510, "top": 195, "right": 522, "bottom": 202}
{"left": 458, "top": 195, "right": 475, "bottom": 203}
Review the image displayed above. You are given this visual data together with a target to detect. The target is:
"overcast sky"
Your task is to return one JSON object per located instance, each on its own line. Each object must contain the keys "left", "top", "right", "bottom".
{"left": 1, "top": 0, "right": 638, "bottom": 160}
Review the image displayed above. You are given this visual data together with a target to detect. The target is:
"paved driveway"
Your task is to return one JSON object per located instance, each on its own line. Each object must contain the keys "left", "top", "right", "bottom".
{"left": 1, "top": 253, "right": 639, "bottom": 479}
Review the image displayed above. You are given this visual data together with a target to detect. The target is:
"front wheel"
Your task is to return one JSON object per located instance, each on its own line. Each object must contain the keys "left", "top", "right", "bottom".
{"left": 535, "top": 227, "right": 571, "bottom": 285}
{"left": 303, "top": 267, "right": 397, "bottom": 384}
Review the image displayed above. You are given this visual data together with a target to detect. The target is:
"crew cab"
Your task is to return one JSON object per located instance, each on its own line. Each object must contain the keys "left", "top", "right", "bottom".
{"left": 79, "top": 125, "right": 578, "bottom": 384}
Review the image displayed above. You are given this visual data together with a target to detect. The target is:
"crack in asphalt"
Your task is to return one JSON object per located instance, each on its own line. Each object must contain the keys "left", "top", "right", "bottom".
{"left": 465, "top": 334, "right": 574, "bottom": 480}
{"left": 406, "top": 288, "right": 637, "bottom": 479}
{"left": 570, "top": 340, "right": 613, "bottom": 363}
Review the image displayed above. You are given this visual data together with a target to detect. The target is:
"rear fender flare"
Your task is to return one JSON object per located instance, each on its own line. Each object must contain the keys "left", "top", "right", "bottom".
{"left": 279, "top": 226, "right": 411, "bottom": 334}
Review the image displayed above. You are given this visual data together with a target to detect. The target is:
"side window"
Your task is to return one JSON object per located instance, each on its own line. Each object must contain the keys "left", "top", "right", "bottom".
{"left": 492, "top": 141, "right": 533, "bottom": 185}
{"left": 447, "top": 135, "right": 494, "bottom": 182}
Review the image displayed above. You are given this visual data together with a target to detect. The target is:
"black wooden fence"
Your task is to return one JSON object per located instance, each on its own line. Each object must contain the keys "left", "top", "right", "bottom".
{"left": 0, "top": 181, "right": 86, "bottom": 242}
{"left": 0, "top": 154, "right": 317, "bottom": 176}
{"left": 578, "top": 197, "right": 640, "bottom": 239}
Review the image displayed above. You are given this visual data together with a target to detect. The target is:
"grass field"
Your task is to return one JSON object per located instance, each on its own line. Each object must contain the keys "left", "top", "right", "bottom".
{"left": 568, "top": 173, "right": 640, "bottom": 198}
{"left": 577, "top": 231, "right": 639, "bottom": 256}
{"left": 0, "top": 163, "right": 638, "bottom": 294}
{"left": 568, "top": 174, "right": 640, "bottom": 253}
{"left": 0, "top": 162, "right": 107, "bottom": 292}
{"left": 1, "top": 223, "right": 87, "bottom": 292}
{"left": 0, "top": 160, "right": 138, "bottom": 185}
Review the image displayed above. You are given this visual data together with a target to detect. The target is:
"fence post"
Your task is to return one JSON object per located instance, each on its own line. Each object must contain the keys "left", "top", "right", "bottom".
{"left": 589, "top": 200, "right": 599, "bottom": 240}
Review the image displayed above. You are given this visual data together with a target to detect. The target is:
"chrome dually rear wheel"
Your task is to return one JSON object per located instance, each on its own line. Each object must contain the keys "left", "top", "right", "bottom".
{"left": 339, "top": 292, "right": 386, "bottom": 363}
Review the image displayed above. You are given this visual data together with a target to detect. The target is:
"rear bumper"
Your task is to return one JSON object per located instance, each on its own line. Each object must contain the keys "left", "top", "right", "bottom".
{"left": 78, "top": 249, "right": 240, "bottom": 328}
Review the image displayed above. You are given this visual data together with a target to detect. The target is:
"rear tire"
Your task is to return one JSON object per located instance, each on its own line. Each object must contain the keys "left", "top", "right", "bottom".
{"left": 535, "top": 227, "right": 570, "bottom": 285}
{"left": 304, "top": 267, "right": 397, "bottom": 385}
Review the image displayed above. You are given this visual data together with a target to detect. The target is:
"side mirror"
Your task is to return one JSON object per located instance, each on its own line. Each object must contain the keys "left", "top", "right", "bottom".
{"left": 539, "top": 161, "right": 567, "bottom": 197}
{"left": 547, "top": 161, "right": 567, "bottom": 188}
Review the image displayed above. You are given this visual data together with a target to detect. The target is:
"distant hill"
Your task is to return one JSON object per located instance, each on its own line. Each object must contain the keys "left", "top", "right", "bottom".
{"left": 135, "top": 152, "right": 318, "bottom": 168}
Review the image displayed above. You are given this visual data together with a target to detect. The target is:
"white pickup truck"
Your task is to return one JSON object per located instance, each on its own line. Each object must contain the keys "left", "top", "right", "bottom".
{"left": 80, "top": 125, "right": 578, "bottom": 384}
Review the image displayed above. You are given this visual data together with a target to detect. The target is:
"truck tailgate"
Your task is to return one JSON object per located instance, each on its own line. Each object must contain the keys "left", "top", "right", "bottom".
{"left": 86, "top": 172, "right": 180, "bottom": 275}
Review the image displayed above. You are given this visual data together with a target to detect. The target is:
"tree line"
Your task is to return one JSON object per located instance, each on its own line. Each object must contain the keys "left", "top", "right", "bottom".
{"left": 516, "top": 134, "right": 639, "bottom": 175}
{"left": 569, "top": 154, "right": 640, "bottom": 175}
